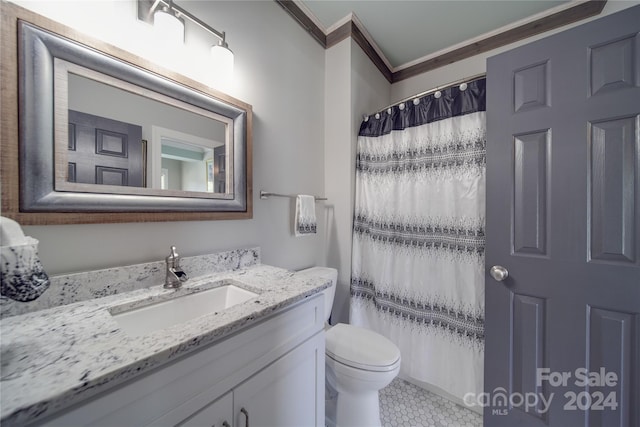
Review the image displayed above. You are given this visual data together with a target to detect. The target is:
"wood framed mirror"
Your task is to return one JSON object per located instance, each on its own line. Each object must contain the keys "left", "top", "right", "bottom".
{"left": 0, "top": 2, "right": 252, "bottom": 224}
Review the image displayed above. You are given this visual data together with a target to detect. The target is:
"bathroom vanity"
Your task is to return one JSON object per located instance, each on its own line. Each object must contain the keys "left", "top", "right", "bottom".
{"left": 0, "top": 249, "right": 328, "bottom": 426}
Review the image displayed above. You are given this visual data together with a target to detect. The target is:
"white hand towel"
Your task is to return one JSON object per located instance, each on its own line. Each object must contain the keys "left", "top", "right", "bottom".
{"left": 295, "top": 195, "right": 317, "bottom": 236}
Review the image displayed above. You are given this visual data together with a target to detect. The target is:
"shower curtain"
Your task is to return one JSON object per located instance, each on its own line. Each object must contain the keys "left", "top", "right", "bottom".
{"left": 350, "top": 78, "right": 486, "bottom": 401}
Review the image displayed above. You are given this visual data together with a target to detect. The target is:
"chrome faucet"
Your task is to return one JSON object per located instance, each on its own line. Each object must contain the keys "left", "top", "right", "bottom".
{"left": 164, "top": 246, "right": 188, "bottom": 289}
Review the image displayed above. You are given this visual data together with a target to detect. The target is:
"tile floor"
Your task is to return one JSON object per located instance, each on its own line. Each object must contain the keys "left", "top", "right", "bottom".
{"left": 379, "top": 378, "right": 482, "bottom": 427}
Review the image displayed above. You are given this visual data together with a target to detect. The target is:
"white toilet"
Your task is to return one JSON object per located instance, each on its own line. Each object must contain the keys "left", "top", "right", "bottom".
{"left": 296, "top": 267, "right": 401, "bottom": 427}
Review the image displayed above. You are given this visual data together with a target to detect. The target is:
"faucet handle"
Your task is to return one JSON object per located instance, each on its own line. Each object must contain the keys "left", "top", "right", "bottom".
{"left": 169, "top": 246, "right": 179, "bottom": 258}
{"left": 166, "top": 246, "right": 180, "bottom": 267}
{"left": 169, "top": 245, "right": 184, "bottom": 269}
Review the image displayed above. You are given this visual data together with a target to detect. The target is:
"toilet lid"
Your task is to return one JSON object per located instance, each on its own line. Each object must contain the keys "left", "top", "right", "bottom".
{"left": 325, "top": 324, "right": 400, "bottom": 372}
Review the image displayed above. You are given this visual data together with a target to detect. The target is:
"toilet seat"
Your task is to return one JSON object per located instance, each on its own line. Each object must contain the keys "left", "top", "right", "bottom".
{"left": 325, "top": 323, "right": 400, "bottom": 372}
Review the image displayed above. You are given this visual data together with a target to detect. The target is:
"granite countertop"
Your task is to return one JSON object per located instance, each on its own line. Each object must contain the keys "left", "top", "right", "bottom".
{"left": 0, "top": 264, "right": 330, "bottom": 427}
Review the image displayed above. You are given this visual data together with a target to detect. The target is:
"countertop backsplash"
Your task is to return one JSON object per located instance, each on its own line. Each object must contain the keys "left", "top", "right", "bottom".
{"left": 0, "top": 247, "right": 261, "bottom": 319}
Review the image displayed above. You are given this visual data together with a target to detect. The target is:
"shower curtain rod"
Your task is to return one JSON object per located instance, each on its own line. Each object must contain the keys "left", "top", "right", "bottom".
{"left": 368, "top": 72, "right": 486, "bottom": 117}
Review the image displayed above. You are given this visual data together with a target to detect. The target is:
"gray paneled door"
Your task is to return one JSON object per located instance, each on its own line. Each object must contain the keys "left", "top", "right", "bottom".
{"left": 485, "top": 6, "right": 640, "bottom": 427}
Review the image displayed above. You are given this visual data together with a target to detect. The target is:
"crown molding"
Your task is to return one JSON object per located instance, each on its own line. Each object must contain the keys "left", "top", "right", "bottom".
{"left": 275, "top": 0, "right": 326, "bottom": 46}
{"left": 393, "top": 0, "right": 607, "bottom": 82}
{"left": 277, "top": 0, "right": 607, "bottom": 84}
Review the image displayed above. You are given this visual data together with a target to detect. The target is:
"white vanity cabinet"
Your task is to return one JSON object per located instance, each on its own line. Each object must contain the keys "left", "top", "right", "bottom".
{"left": 232, "top": 332, "right": 322, "bottom": 427}
{"left": 37, "top": 294, "right": 324, "bottom": 427}
{"left": 180, "top": 332, "right": 323, "bottom": 427}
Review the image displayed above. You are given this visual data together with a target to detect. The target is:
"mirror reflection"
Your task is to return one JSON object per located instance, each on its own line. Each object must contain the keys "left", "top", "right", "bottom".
{"left": 63, "top": 69, "right": 228, "bottom": 194}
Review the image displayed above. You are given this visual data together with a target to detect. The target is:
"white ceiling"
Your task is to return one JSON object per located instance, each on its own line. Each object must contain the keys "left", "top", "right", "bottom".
{"left": 300, "top": 0, "right": 571, "bottom": 69}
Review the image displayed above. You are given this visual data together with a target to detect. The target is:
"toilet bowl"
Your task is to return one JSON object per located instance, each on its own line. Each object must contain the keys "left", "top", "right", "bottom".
{"left": 296, "top": 267, "right": 401, "bottom": 427}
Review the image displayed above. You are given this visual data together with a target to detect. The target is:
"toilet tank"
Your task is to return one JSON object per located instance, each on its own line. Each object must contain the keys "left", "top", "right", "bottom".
{"left": 295, "top": 267, "right": 337, "bottom": 323}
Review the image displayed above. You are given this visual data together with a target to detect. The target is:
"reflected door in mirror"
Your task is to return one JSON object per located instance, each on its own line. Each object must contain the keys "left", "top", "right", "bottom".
{"left": 68, "top": 110, "right": 144, "bottom": 187}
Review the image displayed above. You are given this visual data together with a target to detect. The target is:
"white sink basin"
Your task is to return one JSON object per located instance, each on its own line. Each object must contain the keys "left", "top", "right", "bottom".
{"left": 111, "top": 282, "right": 258, "bottom": 337}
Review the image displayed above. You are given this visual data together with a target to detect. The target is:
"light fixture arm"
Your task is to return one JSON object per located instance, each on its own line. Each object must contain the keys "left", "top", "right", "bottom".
{"left": 149, "top": 0, "right": 226, "bottom": 44}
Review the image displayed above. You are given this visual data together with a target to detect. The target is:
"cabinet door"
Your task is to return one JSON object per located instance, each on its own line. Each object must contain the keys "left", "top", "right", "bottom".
{"left": 234, "top": 332, "right": 325, "bottom": 427}
{"left": 178, "top": 392, "right": 233, "bottom": 427}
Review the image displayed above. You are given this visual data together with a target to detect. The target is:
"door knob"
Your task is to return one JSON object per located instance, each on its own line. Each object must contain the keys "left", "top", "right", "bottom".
{"left": 490, "top": 265, "right": 509, "bottom": 281}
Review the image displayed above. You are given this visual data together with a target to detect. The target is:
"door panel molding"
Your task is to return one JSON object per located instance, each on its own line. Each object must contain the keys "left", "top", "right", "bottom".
{"left": 513, "top": 130, "right": 550, "bottom": 257}
{"left": 96, "top": 129, "right": 128, "bottom": 158}
{"left": 513, "top": 61, "right": 551, "bottom": 113}
{"left": 96, "top": 166, "right": 128, "bottom": 186}
{"left": 589, "top": 33, "right": 640, "bottom": 97}
{"left": 510, "top": 293, "right": 547, "bottom": 420}
{"left": 588, "top": 116, "right": 638, "bottom": 264}
{"left": 585, "top": 306, "right": 637, "bottom": 427}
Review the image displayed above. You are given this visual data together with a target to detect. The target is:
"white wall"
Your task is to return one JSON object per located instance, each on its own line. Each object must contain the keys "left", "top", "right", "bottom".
{"left": 162, "top": 158, "right": 183, "bottom": 190}
{"left": 181, "top": 161, "right": 206, "bottom": 192}
{"left": 324, "top": 39, "right": 390, "bottom": 323}
{"left": 391, "top": 0, "right": 640, "bottom": 102}
{"left": 8, "top": 0, "right": 327, "bottom": 275}
{"left": 324, "top": 40, "right": 352, "bottom": 324}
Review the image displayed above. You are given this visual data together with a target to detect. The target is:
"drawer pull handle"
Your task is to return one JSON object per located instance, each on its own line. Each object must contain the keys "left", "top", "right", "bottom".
{"left": 240, "top": 408, "right": 249, "bottom": 427}
{"left": 222, "top": 422, "right": 231, "bottom": 427}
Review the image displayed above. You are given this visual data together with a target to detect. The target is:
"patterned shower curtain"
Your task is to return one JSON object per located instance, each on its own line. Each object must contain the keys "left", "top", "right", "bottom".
{"left": 350, "top": 78, "right": 486, "bottom": 401}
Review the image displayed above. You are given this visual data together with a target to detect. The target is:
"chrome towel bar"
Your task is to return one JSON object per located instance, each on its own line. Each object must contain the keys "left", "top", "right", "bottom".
{"left": 260, "top": 191, "right": 327, "bottom": 201}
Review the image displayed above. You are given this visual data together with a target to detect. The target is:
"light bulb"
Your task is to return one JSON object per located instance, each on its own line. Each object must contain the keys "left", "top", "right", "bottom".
{"left": 154, "top": 8, "right": 184, "bottom": 47}
{"left": 211, "top": 43, "right": 234, "bottom": 81}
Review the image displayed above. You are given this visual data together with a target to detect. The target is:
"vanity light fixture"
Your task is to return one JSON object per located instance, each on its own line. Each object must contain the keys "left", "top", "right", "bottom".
{"left": 153, "top": 2, "right": 184, "bottom": 46}
{"left": 144, "top": 0, "right": 234, "bottom": 74}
